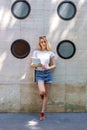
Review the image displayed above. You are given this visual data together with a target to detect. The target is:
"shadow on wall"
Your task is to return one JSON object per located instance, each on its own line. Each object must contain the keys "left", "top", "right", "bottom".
{"left": 47, "top": 0, "right": 87, "bottom": 85}
{"left": 0, "top": 0, "right": 87, "bottom": 84}
{"left": 48, "top": 0, "right": 86, "bottom": 42}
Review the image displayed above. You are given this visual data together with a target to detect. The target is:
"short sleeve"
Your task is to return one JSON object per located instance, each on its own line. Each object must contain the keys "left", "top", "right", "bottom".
{"left": 32, "top": 50, "right": 37, "bottom": 57}
{"left": 50, "top": 51, "right": 55, "bottom": 58}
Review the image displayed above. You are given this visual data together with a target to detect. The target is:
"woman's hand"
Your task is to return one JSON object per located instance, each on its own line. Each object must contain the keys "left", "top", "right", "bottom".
{"left": 38, "top": 64, "right": 47, "bottom": 70}
{"left": 30, "top": 63, "right": 42, "bottom": 68}
{"left": 41, "top": 65, "right": 47, "bottom": 70}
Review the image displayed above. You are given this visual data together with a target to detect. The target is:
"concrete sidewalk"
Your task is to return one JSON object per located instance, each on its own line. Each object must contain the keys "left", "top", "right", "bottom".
{"left": 0, "top": 112, "right": 87, "bottom": 130}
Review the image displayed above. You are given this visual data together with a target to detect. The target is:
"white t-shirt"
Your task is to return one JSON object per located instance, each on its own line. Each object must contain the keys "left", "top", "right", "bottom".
{"left": 32, "top": 50, "right": 55, "bottom": 70}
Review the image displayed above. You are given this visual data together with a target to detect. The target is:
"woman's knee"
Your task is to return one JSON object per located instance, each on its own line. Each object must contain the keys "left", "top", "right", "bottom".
{"left": 40, "top": 90, "right": 45, "bottom": 95}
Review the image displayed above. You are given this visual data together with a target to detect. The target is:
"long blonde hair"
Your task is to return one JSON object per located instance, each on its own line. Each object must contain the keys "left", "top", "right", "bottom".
{"left": 38, "top": 36, "right": 51, "bottom": 51}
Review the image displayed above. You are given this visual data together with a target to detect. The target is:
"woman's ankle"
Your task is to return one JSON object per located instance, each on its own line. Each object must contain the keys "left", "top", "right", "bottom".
{"left": 40, "top": 112, "right": 45, "bottom": 120}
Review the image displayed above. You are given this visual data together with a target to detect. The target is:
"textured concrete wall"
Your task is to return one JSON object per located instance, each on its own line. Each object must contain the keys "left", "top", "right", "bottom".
{"left": 0, "top": 0, "right": 87, "bottom": 112}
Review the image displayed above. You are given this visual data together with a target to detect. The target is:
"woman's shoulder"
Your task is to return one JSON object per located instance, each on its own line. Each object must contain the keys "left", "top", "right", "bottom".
{"left": 48, "top": 51, "right": 55, "bottom": 57}
{"left": 33, "top": 49, "right": 39, "bottom": 53}
{"left": 33, "top": 49, "right": 41, "bottom": 55}
{"left": 48, "top": 50, "right": 55, "bottom": 54}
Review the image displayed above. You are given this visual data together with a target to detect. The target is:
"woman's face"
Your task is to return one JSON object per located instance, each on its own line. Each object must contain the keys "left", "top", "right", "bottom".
{"left": 40, "top": 38, "right": 47, "bottom": 50}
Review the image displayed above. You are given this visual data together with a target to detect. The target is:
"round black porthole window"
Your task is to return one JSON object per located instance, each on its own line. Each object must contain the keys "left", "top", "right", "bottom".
{"left": 11, "top": 0, "right": 31, "bottom": 19}
{"left": 11, "top": 39, "right": 30, "bottom": 59}
{"left": 57, "top": 1, "right": 76, "bottom": 20}
{"left": 56, "top": 40, "right": 76, "bottom": 59}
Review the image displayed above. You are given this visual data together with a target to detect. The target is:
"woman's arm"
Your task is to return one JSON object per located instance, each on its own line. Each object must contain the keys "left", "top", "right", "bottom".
{"left": 30, "top": 56, "right": 56, "bottom": 70}
{"left": 47, "top": 57, "right": 56, "bottom": 70}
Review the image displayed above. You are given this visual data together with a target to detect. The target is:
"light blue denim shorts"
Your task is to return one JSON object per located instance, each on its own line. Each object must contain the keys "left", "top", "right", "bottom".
{"left": 35, "top": 70, "right": 53, "bottom": 83}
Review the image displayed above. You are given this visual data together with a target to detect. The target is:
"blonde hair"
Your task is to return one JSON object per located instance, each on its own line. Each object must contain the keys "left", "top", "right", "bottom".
{"left": 38, "top": 36, "right": 51, "bottom": 51}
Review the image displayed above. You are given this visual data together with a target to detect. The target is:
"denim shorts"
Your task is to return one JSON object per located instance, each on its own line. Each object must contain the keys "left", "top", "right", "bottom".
{"left": 35, "top": 70, "right": 53, "bottom": 83}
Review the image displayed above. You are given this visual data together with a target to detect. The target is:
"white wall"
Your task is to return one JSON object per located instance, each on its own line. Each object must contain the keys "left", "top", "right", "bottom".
{"left": 0, "top": 0, "right": 87, "bottom": 112}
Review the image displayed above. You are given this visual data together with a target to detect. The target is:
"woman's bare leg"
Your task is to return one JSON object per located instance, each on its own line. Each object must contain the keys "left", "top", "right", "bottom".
{"left": 37, "top": 81, "right": 45, "bottom": 97}
{"left": 37, "top": 81, "right": 50, "bottom": 120}
{"left": 41, "top": 83, "right": 50, "bottom": 113}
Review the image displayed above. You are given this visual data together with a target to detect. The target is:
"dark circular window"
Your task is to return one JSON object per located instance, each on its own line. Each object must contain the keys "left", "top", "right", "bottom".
{"left": 11, "top": 39, "right": 30, "bottom": 59}
{"left": 57, "top": 1, "right": 76, "bottom": 20}
{"left": 11, "top": 0, "right": 31, "bottom": 19}
{"left": 56, "top": 40, "right": 76, "bottom": 59}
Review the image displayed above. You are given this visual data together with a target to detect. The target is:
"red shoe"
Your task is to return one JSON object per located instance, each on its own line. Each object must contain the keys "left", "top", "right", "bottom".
{"left": 40, "top": 112, "right": 45, "bottom": 121}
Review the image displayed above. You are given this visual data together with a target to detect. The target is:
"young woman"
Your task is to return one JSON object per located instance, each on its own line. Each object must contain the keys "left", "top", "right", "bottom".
{"left": 30, "top": 36, "right": 56, "bottom": 120}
